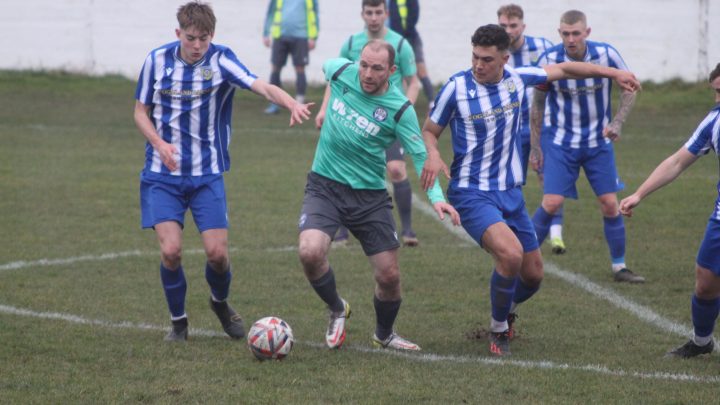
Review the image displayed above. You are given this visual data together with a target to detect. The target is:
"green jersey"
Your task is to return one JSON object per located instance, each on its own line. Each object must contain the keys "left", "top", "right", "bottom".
{"left": 339, "top": 29, "right": 417, "bottom": 89}
{"left": 311, "top": 58, "right": 444, "bottom": 204}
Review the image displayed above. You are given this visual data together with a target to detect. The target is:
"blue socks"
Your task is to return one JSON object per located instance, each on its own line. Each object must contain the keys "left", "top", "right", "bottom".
{"left": 205, "top": 263, "right": 232, "bottom": 302}
{"left": 532, "top": 206, "right": 553, "bottom": 244}
{"left": 692, "top": 295, "right": 720, "bottom": 340}
{"left": 490, "top": 270, "right": 516, "bottom": 324}
{"left": 551, "top": 205, "right": 564, "bottom": 226}
{"left": 513, "top": 278, "right": 540, "bottom": 306}
{"left": 160, "top": 263, "right": 187, "bottom": 319}
{"left": 603, "top": 215, "right": 626, "bottom": 266}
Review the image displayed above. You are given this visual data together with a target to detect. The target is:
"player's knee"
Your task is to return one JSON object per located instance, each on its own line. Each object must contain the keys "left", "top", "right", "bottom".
{"left": 542, "top": 198, "right": 563, "bottom": 215}
{"left": 160, "top": 244, "right": 182, "bottom": 269}
{"left": 386, "top": 165, "right": 406, "bottom": 182}
{"left": 375, "top": 268, "right": 400, "bottom": 293}
{"left": 496, "top": 248, "right": 524, "bottom": 274}
{"left": 298, "top": 242, "right": 326, "bottom": 270}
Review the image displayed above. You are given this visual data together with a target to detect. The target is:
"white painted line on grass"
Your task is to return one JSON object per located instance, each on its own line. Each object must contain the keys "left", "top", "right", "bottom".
{"left": 410, "top": 193, "right": 693, "bottom": 338}
{"left": 0, "top": 246, "right": 300, "bottom": 273}
{"left": 0, "top": 303, "right": 716, "bottom": 384}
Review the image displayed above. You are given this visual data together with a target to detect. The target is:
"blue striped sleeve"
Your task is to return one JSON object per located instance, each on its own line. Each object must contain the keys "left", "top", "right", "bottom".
{"left": 429, "top": 79, "right": 457, "bottom": 127}
{"left": 685, "top": 110, "right": 720, "bottom": 156}
{"left": 135, "top": 53, "right": 155, "bottom": 105}
{"left": 219, "top": 49, "right": 256, "bottom": 89}
{"left": 516, "top": 66, "right": 548, "bottom": 87}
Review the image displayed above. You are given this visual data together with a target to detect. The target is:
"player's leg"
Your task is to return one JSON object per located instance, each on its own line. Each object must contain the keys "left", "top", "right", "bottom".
{"left": 532, "top": 142, "right": 578, "bottom": 246}
{"left": 290, "top": 37, "right": 309, "bottom": 104}
{"left": 549, "top": 204, "right": 566, "bottom": 254}
{"left": 668, "top": 265, "right": 720, "bottom": 357}
{"left": 386, "top": 141, "right": 417, "bottom": 246}
{"left": 346, "top": 186, "right": 418, "bottom": 350}
{"left": 155, "top": 221, "right": 189, "bottom": 341}
{"left": 409, "top": 36, "right": 434, "bottom": 106}
{"left": 482, "top": 222, "right": 524, "bottom": 356}
{"left": 265, "top": 37, "right": 290, "bottom": 114}
{"left": 506, "top": 204, "right": 544, "bottom": 339}
{"left": 669, "top": 220, "right": 720, "bottom": 357}
{"left": 140, "top": 172, "right": 190, "bottom": 340}
{"left": 297, "top": 173, "right": 349, "bottom": 348}
{"left": 587, "top": 145, "right": 644, "bottom": 283}
{"left": 190, "top": 175, "right": 245, "bottom": 338}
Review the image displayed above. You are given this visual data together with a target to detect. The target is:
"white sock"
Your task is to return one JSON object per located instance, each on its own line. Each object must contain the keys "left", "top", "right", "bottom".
{"left": 611, "top": 263, "right": 627, "bottom": 273}
{"left": 550, "top": 225, "right": 563, "bottom": 240}
{"left": 490, "top": 319, "right": 509, "bottom": 333}
{"left": 693, "top": 335, "right": 713, "bottom": 346}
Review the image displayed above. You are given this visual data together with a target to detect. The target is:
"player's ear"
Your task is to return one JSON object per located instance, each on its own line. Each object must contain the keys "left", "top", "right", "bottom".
{"left": 586, "top": 27, "right": 592, "bottom": 37}
{"left": 175, "top": 28, "right": 182, "bottom": 39}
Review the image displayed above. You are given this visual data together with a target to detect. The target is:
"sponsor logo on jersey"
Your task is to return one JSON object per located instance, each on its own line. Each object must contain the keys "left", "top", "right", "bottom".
{"left": 331, "top": 98, "right": 381, "bottom": 137}
{"left": 373, "top": 107, "right": 388, "bottom": 122}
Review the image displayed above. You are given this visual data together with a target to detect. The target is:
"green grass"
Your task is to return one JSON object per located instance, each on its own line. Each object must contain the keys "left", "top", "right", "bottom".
{"left": 1, "top": 70, "right": 719, "bottom": 403}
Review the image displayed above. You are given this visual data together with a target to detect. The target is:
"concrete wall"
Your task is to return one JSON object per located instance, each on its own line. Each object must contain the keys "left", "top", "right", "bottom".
{"left": 5, "top": 0, "right": 719, "bottom": 83}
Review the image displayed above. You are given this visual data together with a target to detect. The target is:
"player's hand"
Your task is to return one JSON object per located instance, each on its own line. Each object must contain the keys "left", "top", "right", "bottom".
{"left": 529, "top": 146, "right": 543, "bottom": 172}
{"left": 288, "top": 102, "right": 315, "bottom": 126}
{"left": 315, "top": 109, "right": 325, "bottom": 129}
{"left": 420, "top": 151, "right": 449, "bottom": 191}
{"left": 619, "top": 195, "right": 641, "bottom": 217}
{"left": 308, "top": 39, "right": 316, "bottom": 50}
{"left": 157, "top": 141, "right": 179, "bottom": 172}
{"left": 433, "top": 202, "right": 461, "bottom": 226}
{"left": 263, "top": 37, "right": 271, "bottom": 48}
{"left": 614, "top": 70, "right": 642, "bottom": 93}
{"left": 603, "top": 122, "right": 622, "bottom": 142}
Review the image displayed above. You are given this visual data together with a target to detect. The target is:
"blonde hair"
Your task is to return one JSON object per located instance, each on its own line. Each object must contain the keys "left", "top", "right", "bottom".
{"left": 560, "top": 10, "right": 587, "bottom": 26}
{"left": 497, "top": 4, "right": 524, "bottom": 20}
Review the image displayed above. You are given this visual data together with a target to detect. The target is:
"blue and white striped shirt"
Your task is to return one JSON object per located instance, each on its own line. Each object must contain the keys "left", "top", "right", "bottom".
{"left": 135, "top": 42, "right": 257, "bottom": 176}
{"left": 430, "top": 66, "right": 548, "bottom": 191}
{"left": 506, "top": 35, "right": 554, "bottom": 141}
{"left": 684, "top": 104, "right": 720, "bottom": 220}
{"left": 536, "top": 40, "right": 629, "bottom": 149}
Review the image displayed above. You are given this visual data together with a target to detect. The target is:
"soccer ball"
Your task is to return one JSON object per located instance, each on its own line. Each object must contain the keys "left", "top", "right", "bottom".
{"left": 247, "top": 316, "right": 294, "bottom": 361}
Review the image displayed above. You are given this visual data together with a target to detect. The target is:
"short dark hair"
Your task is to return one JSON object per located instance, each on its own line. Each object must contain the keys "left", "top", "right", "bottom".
{"left": 362, "top": 39, "right": 396, "bottom": 67}
{"left": 362, "top": 0, "right": 385, "bottom": 9}
{"left": 710, "top": 63, "right": 720, "bottom": 83}
{"left": 471, "top": 24, "right": 510, "bottom": 52}
{"left": 177, "top": 1, "right": 216, "bottom": 34}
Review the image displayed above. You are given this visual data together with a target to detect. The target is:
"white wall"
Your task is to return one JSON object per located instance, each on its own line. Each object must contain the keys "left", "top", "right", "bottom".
{"left": 5, "top": 0, "right": 719, "bottom": 83}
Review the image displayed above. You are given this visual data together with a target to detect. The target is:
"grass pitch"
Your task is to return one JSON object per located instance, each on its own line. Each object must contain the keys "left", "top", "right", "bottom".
{"left": 0, "top": 71, "right": 719, "bottom": 403}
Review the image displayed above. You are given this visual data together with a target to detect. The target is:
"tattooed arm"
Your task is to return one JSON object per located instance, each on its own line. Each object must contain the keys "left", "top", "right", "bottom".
{"left": 604, "top": 90, "right": 637, "bottom": 141}
{"left": 529, "top": 87, "right": 548, "bottom": 172}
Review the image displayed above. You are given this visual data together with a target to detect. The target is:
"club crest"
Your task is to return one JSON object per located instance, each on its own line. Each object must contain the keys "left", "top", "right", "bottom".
{"left": 373, "top": 107, "right": 388, "bottom": 122}
{"left": 504, "top": 80, "right": 517, "bottom": 93}
{"left": 199, "top": 67, "right": 213, "bottom": 81}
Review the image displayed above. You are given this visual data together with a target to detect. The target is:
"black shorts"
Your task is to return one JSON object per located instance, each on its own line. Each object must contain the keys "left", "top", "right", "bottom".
{"left": 298, "top": 172, "right": 400, "bottom": 256}
{"left": 271, "top": 36, "right": 309, "bottom": 67}
{"left": 385, "top": 140, "right": 405, "bottom": 162}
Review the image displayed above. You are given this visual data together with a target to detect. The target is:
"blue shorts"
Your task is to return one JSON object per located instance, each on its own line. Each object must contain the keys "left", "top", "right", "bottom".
{"left": 697, "top": 218, "right": 720, "bottom": 274}
{"left": 140, "top": 170, "right": 228, "bottom": 232}
{"left": 448, "top": 186, "right": 539, "bottom": 252}
{"left": 543, "top": 141, "right": 624, "bottom": 199}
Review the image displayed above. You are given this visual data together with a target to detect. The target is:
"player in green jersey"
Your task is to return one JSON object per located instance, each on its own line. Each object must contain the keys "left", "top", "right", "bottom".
{"left": 298, "top": 40, "right": 459, "bottom": 351}
{"left": 329, "top": 0, "right": 422, "bottom": 247}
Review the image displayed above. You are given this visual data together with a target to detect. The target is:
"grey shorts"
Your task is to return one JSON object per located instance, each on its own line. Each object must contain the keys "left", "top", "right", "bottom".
{"left": 298, "top": 172, "right": 400, "bottom": 256}
{"left": 271, "top": 36, "right": 309, "bottom": 67}
{"left": 385, "top": 140, "right": 405, "bottom": 162}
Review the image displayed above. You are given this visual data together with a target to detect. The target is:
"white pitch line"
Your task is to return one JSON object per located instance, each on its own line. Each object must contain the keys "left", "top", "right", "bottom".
{"left": 0, "top": 246, "right": 299, "bottom": 273}
{"left": 0, "top": 303, "right": 716, "bottom": 384}
{"left": 409, "top": 192, "right": 693, "bottom": 338}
